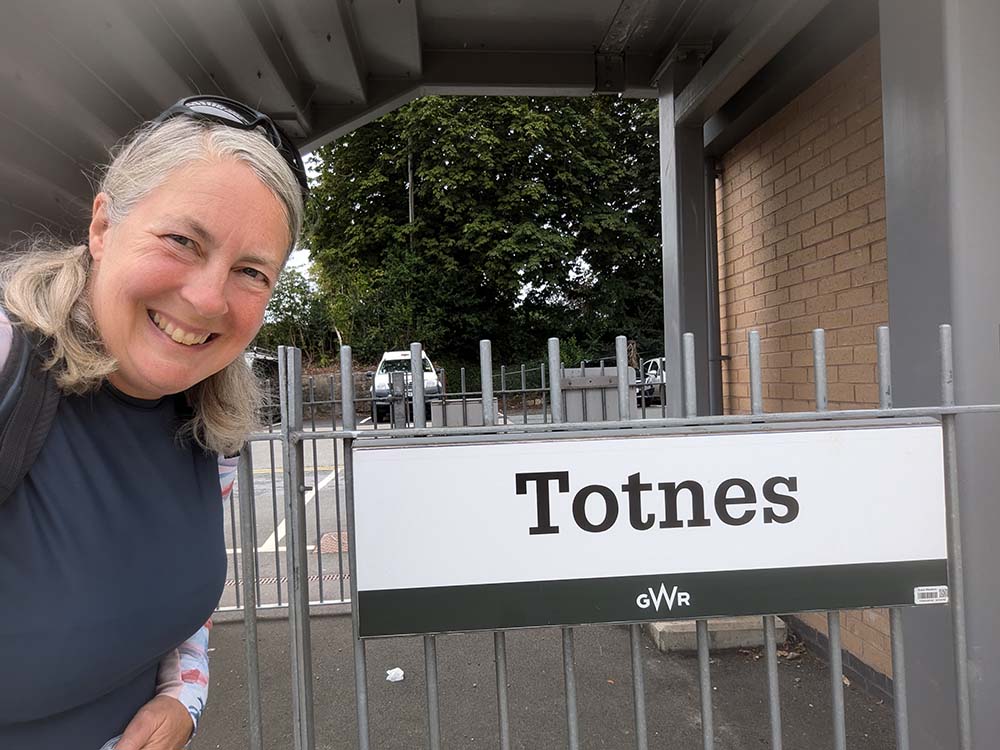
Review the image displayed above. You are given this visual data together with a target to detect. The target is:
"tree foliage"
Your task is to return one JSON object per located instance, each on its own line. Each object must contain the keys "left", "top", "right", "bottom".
{"left": 254, "top": 268, "right": 340, "bottom": 365}
{"left": 305, "top": 95, "right": 662, "bottom": 364}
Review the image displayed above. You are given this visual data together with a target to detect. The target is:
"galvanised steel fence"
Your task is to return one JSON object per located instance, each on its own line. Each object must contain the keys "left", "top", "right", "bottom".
{"left": 222, "top": 324, "right": 991, "bottom": 750}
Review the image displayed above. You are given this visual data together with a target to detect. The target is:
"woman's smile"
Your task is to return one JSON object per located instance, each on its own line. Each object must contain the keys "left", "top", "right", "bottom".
{"left": 147, "top": 310, "right": 218, "bottom": 347}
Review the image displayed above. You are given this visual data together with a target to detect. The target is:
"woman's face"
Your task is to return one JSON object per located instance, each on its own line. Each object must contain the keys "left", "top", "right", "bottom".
{"left": 88, "top": 159, "right": 290, "bottom": 400}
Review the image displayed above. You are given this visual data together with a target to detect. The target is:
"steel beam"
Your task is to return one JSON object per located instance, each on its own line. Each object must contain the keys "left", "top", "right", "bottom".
{"left": 658, "top": 58, "right": 710, "bottom": 418}
{"left": 674, "top": 0, "right": 834, "bottom": 126}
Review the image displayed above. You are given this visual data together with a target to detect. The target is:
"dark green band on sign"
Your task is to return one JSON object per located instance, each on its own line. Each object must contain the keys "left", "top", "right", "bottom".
{"left": 357, "top": 559, "right": 948, "bottom": 638}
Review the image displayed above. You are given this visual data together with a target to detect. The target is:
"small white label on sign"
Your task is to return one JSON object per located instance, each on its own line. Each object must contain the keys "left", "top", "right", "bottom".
{"left": 914, "top": 585, "right": 949, "bottom": 605}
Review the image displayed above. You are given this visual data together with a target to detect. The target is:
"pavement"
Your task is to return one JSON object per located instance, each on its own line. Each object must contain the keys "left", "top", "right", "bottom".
{"left": 191, "top": 614, "right": 895, "bottom": 750}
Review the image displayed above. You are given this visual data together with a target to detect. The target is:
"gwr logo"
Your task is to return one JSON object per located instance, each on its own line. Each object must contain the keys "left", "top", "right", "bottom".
{"left": 635, "top": 583, "right": 691, "bottom": 612}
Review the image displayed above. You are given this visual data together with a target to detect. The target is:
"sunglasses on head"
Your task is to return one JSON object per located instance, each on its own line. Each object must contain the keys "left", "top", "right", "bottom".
{"left": 153, "top": 95, "right": 309, "bottom": 198}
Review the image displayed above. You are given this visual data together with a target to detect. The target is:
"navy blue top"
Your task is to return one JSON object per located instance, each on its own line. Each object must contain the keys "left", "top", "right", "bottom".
{"left": 0, "top": 384, "right": 226, "bottom": 749}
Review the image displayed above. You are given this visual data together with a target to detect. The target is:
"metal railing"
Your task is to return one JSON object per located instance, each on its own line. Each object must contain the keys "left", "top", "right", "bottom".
{"left": 222, "top": 324, "right": 992, "bottom": 750}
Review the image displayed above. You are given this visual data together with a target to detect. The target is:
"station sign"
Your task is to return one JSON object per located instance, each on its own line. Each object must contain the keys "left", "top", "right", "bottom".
{"left": 353, "top": 421, "right": 948, "bottom": 637}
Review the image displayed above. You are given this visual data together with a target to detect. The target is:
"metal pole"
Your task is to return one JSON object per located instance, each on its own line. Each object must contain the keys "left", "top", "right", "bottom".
{"left": 425, "top": 635, "right": 441, "bottom": 750}
{"left": 280, "top": 347, "right": 316, "bottom": 750}
{"left": 411, "top": 343, "right": 426, "bottom": 428}
{"left": 617, "top": 335, "right": 648, "bottom": 750}
{"left": 812, "top": 329, "right": 845, "bottom": 750}
{"left": 750, "top": 330, "right": 782, "bottom": 750}
{"left": 939, "top": 325, "right": 973, "bottom": 750}
{"left": 686, "top": 333, "right": 715, "bottom": 750}
{"left": 877, "top": 326, "right": 910, "bottom": 750}
{"left": 480, "top": 341, "right": 512, "bottom": 749}
{"left": 548, "top": 337, "right": 579, "bottom": 749}
{"left": 238, "top": 448, "right": 263, "bottom": 750}
{"left": 341, "top": 346, "right": 371, "bottom": 750}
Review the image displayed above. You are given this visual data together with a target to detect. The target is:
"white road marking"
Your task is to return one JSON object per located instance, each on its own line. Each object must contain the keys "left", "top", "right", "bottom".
{"left": 257, "top": 467, "right": 342, "bottom": 552}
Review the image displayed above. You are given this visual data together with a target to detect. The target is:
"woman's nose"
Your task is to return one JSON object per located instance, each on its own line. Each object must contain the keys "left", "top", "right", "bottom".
{"left": 179, "top": 269, "right": 229, "bottom": 319}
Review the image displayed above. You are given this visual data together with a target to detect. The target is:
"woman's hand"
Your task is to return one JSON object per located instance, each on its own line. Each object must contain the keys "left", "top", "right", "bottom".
{"left": 117, "top": 695, "right": 194, "bottom": 750}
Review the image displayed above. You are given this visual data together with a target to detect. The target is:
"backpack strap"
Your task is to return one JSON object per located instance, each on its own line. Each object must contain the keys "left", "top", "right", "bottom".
{"left": 0, "top": 325, "right": 61, "bottom": 505}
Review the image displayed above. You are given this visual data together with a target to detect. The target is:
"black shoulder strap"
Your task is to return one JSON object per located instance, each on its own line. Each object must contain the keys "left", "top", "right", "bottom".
{"left": 0, "top": 324, "right": 61, "bottom": 505}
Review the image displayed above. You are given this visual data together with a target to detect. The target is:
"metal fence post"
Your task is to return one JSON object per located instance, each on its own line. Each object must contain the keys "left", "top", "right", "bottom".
{"left": 237, "top": 448, "right": 263, "bottom": 750}
{"left": 877, "top": 326, "right": 910, "bottom": 750}
{"left": 812, "top": 329, "right": 846, "bottom": 750}
{"left": 482, "top": 340, "right": 512, "bottom": 750}
{"left": 548, "top": 337, "right": 579, "bottom": 750}
{"left": 749, "top": 330, "right": 783, "bottom": 750}
{"left": 279, "top": 346, "right": 316, "bottom": 750}
{"left": 617, "top": 335, "right": 649, "bottom": 750}
{"left": 685, "top": 333, "right": 715, "bottom": 750}
{"left": 341, "top": 345, "right": 371, "bottom": 750}
{"left": 940, "top": 325, "right": 973, "bottom": 750}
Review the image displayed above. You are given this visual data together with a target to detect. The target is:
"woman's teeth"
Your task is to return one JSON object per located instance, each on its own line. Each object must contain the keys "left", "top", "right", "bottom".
{"left": 151, "top": 312, "right": 212, "bottom": 346}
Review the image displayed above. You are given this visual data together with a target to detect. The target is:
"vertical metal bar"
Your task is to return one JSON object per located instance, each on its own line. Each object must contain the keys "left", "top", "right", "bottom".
{"left": 877, "top": 327, "right": 910, "bottom": 750}
{"left": 521, "top": 364, "right": 528, "bottom": 424}
{"left": 425, "top": 635, "right": 442, "bottom": 750}
{"left": 750, "top": 329, "right": 782, "bottom": 750}
{"left": 562, "top": 626, "right": 580, "bottom": 750}
{"left": 548, "top": 337, "right": 578, "bottom": 749}
{"left": 479, "top": 343, "right": 511, "bottom": 748}
{"left": 238, "top": 448, "right": 263, "bottom": 750}
{"left": 495, "top": 631, "right": 512, "bottom": 750}
{"left": 599, "top": 359, "right": 608, "bottom": 421}
{"left": 812, "top": 330, "right": 845, "bottom": 750}
{"left": 267, "top": 434, "right": 282, "bottom": 606}
{"left": 331, "top": 373, "right": 346, "bottom": 602}
{"left": 748, "top": 330, "right": 763, "bottom": 415}
{"left": 461, "top": 367, "right": 469, "bottom": 426}
{"left": 828, "top": 614, "right": 847, "bottom": 750}
{"left": 501, "top": 364, "right": 509, "bottom": 423}
{"left": 540, "top": 361, "right": 548, "bottom": 423}
{"left": 481, "top": 341, "right": 495, "bottom": 427}
{"left": 308, "top": 378, "right": 324, "bottom": 603}
{"left": 812, "top": 328, "right": 828, "bottom": 412}
{"left": 617, "top": 336, "right": 648, "bottom": 749}
{"left": 411, "top": 343, "right": 426, "bottom": 428}
{"left": 548, "top": 339, "right": 564, "bottom": 424}
{"left": 579, "top": 359, "right": 588, "bottom": 423}
{"left": 341, "top": 346, "right": 370, "bottom": 750}
{"left": 685, "top": 332, "right": 715, "bottom": 750}
{"left": 280, "top": 347, "right": 315, "bottom": 750}
{"left": 228, "top": 479, "right": 242, "bottom": 609}
{"left": 940, "top": 325, "right": 973, "bottom": 750}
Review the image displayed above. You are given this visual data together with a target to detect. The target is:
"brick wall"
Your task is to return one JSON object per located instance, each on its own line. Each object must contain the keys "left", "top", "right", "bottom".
{"left": 714, "top": 38, "right": 892, "bottom": 677}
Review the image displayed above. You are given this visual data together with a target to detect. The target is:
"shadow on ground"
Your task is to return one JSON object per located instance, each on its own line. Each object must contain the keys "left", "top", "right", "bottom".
{"left": 192, "top": 615, "right": 894, "bottom": 749}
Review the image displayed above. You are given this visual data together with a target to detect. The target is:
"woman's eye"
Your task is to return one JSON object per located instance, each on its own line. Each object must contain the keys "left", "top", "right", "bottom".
{"left": 241, "top": 267, "right": 270, "bottom": 286}
{"left": 167, "top": 234, "right": 194, "bottom": 248}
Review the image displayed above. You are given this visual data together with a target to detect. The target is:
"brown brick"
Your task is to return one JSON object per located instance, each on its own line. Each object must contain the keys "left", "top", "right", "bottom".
{"left": 761, "top": 161, "right": 786, "bottom": 187}
{"left": 777, "top": 267, "right": 804, "bottom": 288}
{"left": 865, "top": 120, "right": 883, "bottom": 144}
{"left": 834, "top": 326, "right": 877, "bottom": 346}
{"left": 806, "top": 293, "right": 837, "bottom": 314}
{"left": 773, "top": 168, "right": 801, "bottom": 194}
{"left": 847, "top": 140, "right": 884, "bottom": 172}
{"left": 767, "top": 319, "right": 792, "bottom": 337}
{"left": 801, "top": 150, "right": 832, "bottom": 180}
{"left": 832, "top": 207, "right": 869, "bottom": 235}
{"left": 764, "top": 351, "right": 792, "bottom": 368}
{"left": 779, "top": 300, "right": 807, "bottom": 318}
{"left": 751, "top": 182, "right": 776, "bottom": 207}
{"left": 814, "top": 159, "right": 848, "bottom": 190}
{"left": 801, "top": 185, "right": 833, "bottom": 213}
{"left": 868, "top": 158, "right": 885, "bottom": 181}
{"left": 868, "top": 198, "right": 886, "bottom": 221}
{"left": 829, "top": 128, "right": 867, "bottom": 163}
{"left": 787, "top": 177, "right": 816, "bottom": 203}
{"left": 825, "top": 345, "right": 855, "bottom": 365}
{"left": 820, "top": 309, "right": 854, "bottom": 330}
{"left": 845, "top": 100, "right": 882, "bottom": 134}
{"left": 851, "top": 261, "right": 888, "bottom": 286}
{"left": 744, "top": 264, "right": 765, "bottom": 283}
{"left": 873, "top": 282, "right": 888, "bottom": 303}
{"left": 764, "top": 257, "right": 789, "bottom": 277}
{"left": 754, "top": 276, "right": 777, "bottom": 295}
{"left": 816, "top": 196, "right": 849, "bottom": 224}
{"left": 789, "top": 279, "right": 819, "bottom": 302}
{"left": 763, "top": 224, "right": 788, "bottom": 245}
{"left": 776, "top": 234, "right": 803, "bottom": 256}
{"left": 762, "top": 191, "right": 789, "bottom": 217}
{"left": 817, "top": 234, "right": 851, "bottom": 259}
{"left": 803, "top": 257, "right": 835, "bottom": 280}
{"left": 788, "top": 246, "right": 818, "bottom": 270}
{"left": 802, "top": 221, "right": 833, "bottom": 247}
{"left": 853, "top": 344, "right": 878, "bottom": 364}
{"left": 764, "top": 288, "right": 790, "bottom": 308}
{"left": 837, "top": 286, "right": 873, "bottom": 308}
{"left": 756, "top": 306, "right": 779, "bottom": 324}
{"left": 828, "top": 382, "right": 856, "bottom": 402}
{"left": 853, "top": 302, "right": 889, "bottom": 326}
{"left": 854, "top": 384, "right": 879, "bottom": 405}
{"left": 752, "top": 246, "right": 777, "bottom": 266}
{"left": 775, "top": 200, "right": 804, "bottom": 226}
{"left": 849, "top": 220, "right": 887, "bottom": 249}
{"left": 783, "top": 366, "right": 808, "bottom": 384}
{"left": 788, "top": 211, "right": 816, "bottom": 235}
{"left": 847, "top": 178, "right": 885, "bottom": 210}
{"left": 818, "top": 271, "right": 853, "bottom": 294}
{"left": 831, "top": 168, "right": 868, "bottom": 200}
{"left": 870, "top": 240, "right": 887, "bottom": 261}
{"left": 834, "top": 247, "right": 871, "bottom": 272}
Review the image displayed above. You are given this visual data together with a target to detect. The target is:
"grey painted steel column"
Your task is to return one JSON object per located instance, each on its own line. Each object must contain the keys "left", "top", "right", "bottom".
{"left": 658, "top": 55, "right": 710, "bottom": 417}
{"left": 341, "top": 346, "right": 371, "bottom": 750}
{"left": 704, "top": 159, "right": 724, "bottom": 416}
{"left": 881, "top": 1, "right": 1000, "bottom": 746}
{"left": 279, "top": 347, "right": 316, "bottom": 750}
{"left": 237, "top": 449, "right": 263, "bottom": 750}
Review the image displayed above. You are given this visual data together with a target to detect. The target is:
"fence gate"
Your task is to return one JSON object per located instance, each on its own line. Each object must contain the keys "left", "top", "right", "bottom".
{"left": 226, "top": 324, "right": 992, "bottom": 750}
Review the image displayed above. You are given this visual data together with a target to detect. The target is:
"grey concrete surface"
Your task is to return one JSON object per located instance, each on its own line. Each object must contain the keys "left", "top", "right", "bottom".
{"left": 191, "top": 615, "right": 895, "bottom": 750}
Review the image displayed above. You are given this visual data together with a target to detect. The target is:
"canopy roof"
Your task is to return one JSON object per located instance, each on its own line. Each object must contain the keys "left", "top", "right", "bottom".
{"left": 1, "top": 0, "right": 874, "bottom": 242}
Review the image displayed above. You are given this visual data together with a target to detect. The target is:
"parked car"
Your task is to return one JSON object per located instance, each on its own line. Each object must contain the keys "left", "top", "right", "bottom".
{"left": 637, "top": 357, "right": 666, "bottom": 404}
{"left": 369, "top": 350, "right": 442, "bottom": 422}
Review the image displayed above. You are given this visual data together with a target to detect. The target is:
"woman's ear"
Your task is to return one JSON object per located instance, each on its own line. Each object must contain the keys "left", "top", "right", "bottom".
{"left": 88, "top": 193, "right": 110, "bottom": 262}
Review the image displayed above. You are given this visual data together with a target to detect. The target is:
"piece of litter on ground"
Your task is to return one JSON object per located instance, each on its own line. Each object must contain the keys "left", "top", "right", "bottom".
{"left": 386, "top": 667, "right": 405, "bottom": 682}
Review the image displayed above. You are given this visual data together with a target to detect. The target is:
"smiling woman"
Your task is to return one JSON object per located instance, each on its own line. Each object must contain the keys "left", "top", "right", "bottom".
{"left": 0, "top": 100, "right": 305, "bottom": 750}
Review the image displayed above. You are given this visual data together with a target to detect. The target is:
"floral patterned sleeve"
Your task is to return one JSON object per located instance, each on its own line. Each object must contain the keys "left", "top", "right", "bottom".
{"left": 155, "top": 454, "right": 240, "bottom": 733}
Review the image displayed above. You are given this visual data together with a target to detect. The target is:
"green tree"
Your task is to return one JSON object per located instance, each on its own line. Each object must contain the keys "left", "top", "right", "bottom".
{"left": 254, "top": 268, "right": 340, "bottom": 364}
{"left": 305, "top": 95, "right": 662, "bottom": 364}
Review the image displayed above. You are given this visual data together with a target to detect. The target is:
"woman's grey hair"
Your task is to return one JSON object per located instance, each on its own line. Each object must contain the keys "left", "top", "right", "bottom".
{"left": 0, "top": 116, "right": 305, "bottom": 456}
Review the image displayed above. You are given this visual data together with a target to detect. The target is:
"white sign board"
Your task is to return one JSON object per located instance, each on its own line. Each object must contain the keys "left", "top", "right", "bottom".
{"left": 353, "top": 422, "right": 948, "bottom": 637}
